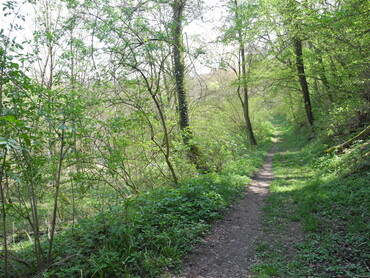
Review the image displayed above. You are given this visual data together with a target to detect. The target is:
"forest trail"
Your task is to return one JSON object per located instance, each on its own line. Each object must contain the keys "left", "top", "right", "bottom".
{"left": 170, "top": 136, "right": 278, "bottom": 278}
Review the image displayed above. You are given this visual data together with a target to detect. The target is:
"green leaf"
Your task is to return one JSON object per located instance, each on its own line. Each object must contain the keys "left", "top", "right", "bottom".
{"left": 0, "top": 137, "right": 7, "bottom": 146}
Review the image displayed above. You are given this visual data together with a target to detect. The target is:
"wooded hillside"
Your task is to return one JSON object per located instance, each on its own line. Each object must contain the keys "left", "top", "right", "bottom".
{"left": 0, "top": 0, "right": 369, "bottom": 277}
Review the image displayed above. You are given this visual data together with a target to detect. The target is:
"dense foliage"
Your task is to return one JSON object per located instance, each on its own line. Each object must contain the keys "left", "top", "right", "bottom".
{"left": 0, "top": 0, "right": 368, "bottom": 276}
{"left": 4, "top": 143, "right": 271, "bottom": 277}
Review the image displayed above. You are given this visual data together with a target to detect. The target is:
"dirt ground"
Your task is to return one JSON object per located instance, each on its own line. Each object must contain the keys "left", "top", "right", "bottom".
{"left": 169, "top": 137, "right": 278, "bottom": 278}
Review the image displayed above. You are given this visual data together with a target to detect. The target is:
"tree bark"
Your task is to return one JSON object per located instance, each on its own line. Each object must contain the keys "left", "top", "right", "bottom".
{"left": 0, "top": 148, "right": 8, "bottom": 277}
{"left": 234, "top": 0, "right": 257, "bottom": 145}
{"left": 172, "top": 0, "right": 207, "bottom": 172}
{"left": 172, "top": 1, "right": 189, "bottom": 132}
{"left": 48, "top": 128, "right": 65, "bottom": 263}
{"left": 240, "top": 45, "right": 257, "bottom": 145}
{"left": 294, "top": 39, "right": 314, "bottom": 128}
{"left": 0, "top": 46, "right": 5, "bottom": 122}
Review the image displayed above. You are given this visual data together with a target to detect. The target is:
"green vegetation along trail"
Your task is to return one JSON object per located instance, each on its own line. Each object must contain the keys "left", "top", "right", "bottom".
{"left": 171, "top": 136, "right": 278, "bottom": 277}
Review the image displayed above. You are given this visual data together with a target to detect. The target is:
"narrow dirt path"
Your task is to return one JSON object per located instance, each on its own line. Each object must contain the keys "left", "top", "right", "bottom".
{"left": 171, "top": 137, "right": 278, "bottom": 278}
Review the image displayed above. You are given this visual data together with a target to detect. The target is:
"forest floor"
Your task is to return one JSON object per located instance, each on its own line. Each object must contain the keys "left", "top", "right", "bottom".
{"left": 169, "top": 135, "right": 294, "bottom": 278}
{"left": 167, "top": 125, "right": 369, "bottom": 278}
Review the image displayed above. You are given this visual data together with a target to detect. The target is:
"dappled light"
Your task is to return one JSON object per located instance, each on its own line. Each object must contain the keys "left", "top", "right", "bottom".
{"left": 0, "top": 0, "right": 368, "bottom": 277}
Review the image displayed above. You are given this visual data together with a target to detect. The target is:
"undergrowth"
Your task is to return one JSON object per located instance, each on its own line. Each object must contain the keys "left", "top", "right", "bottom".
{"left": 252, "top": 125, "right": 370, "bottom": 277}
{"left": 2, "top": 141, "right": 272, "bottom": 278}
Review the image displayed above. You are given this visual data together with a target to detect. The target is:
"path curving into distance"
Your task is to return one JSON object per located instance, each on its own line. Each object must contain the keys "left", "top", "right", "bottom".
{"left": 170, "top": 136, "right": 278, "bottom": 278}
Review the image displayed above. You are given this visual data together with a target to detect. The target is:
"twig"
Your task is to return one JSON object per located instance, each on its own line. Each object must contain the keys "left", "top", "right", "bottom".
{"left": 0, "top": 254, "right": 32, "bottom": 267}
{"left": 31, "top": 254, "right": 78, "bottom": 278}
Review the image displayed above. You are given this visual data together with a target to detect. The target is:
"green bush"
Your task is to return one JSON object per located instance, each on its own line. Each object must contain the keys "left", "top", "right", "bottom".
{"left": 23, "top": 172, "right": 252, "bottom": 277}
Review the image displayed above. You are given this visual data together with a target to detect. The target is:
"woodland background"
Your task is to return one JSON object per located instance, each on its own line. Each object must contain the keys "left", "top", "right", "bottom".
{"left": 0, "top": 0, "right": 369, "bottom": 277}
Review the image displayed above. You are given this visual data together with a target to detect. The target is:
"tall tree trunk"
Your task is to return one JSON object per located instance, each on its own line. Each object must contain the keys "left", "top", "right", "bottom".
{"left": 23, "top": 151, "right": 44, "bottom": 269}
{"left": 172, "top": 1, "right": 188, "bottom": 131}
{"left": 294, "top": 39, "right": 314, "bottom": 128}
{"left": 0, "top": 46, "right": 5, "bottom": 123}
{"left": 234, "top": 0, "right": 257, "bottom": 145}
{"left": 48, "top": 128, "right": 65, "bottom": 263}
{"left": 0, "top": 149, "right": 8, "bottom": 277}
{"left": 240, "top": 45, "right": 257, "bottom": 145}
{"left": 172, "top": 0, "right": 207, "bottom": 172}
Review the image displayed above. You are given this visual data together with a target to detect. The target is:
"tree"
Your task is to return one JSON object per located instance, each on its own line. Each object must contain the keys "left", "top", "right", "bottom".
{"left": 233, "top": 0, "right": 257, "bottom": 145}
{"left": 286, "top": 0, "right": 314, "bottom": 128}
{"left": 171, "top": 0, "right": 208, "bottom": 171}
{"left": 264, "top": 0, "right": 314, "bottom": 128}
{"left": 294, "top": 38, "right": 314, "bottom": 128}
{"left": 221, "top": 0, "right": 258, "bottom": 145}
{"left": 259, "top": 0, "right": 369, "bottom": 131}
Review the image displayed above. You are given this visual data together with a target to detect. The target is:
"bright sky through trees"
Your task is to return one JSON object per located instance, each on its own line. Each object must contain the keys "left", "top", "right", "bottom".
{"left": 1, "top": 0, "right": 368, "bottom": 276}
{"left": 185, "top": 0, "right": 229, "bottom": 73}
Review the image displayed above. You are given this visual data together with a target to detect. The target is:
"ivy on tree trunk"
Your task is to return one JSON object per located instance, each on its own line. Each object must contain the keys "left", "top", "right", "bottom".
{"left": 171, "top": 0, "right": 207, "bottom": 172}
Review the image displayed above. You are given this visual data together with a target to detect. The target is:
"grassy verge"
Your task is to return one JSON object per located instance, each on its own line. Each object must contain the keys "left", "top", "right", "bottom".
{"left": 2, "top": 140, "right": 273, "bottom": 278}
{"left": 252, "top": 125, "right": 369, "bottom": 277}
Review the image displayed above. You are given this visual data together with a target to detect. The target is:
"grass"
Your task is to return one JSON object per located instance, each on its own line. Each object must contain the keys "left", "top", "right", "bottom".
{"left": 252, "top": 124, "right": 370, "bottom": 277}
{"left": 1, "top": 139, "right": 273, "bottom": 277}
